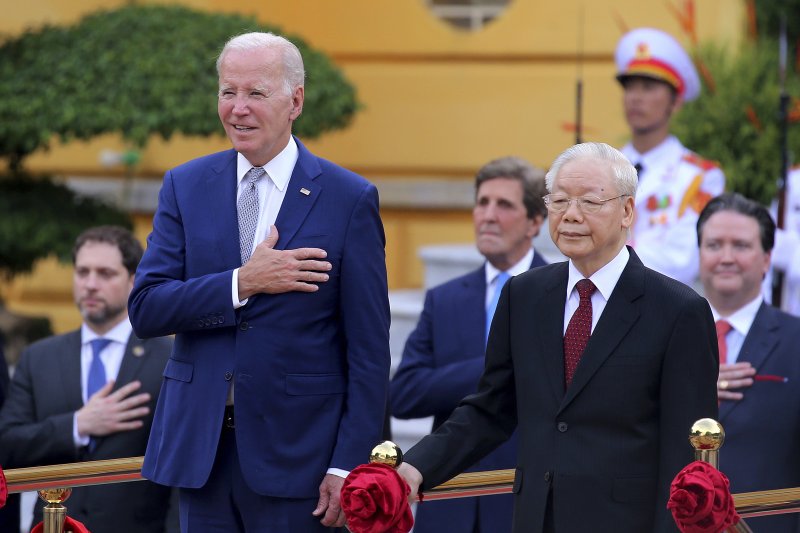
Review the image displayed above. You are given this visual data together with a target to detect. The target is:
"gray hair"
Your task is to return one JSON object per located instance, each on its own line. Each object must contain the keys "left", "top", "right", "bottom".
{"left": 216, "top": 32, "right": 305, "bottom": 95}
{"left": 545, "top": 142, "right": 638, "bottom": 198}
{"left": 475, "top": 156, "right": 548, "bottom": 220}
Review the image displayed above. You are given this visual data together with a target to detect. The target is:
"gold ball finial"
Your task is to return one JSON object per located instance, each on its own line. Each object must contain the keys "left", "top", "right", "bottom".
{"left": 370, "top": 440, "right": 403, "bottom": 468}
{"left": 38, "top": 487, "right": 72, "bottom": 505}
{"left": 689, "top": 418, "right": 725, "bottom": 451}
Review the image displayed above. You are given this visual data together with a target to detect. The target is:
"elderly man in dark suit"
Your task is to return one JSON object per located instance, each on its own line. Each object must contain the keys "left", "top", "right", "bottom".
{"left": 0, "top": 226, "right": 173, "bottom": 533}
{"left": 397, "top": 142, "right": 719, "bottom": 533}
{"left": 698, "top": 193, "right": 800, "bottom": 532}
{"left": 390, "top": 156, "right": 547, "bottom": 533}
{"left": 128, "top": 31, "right": 390, "bottom": 532}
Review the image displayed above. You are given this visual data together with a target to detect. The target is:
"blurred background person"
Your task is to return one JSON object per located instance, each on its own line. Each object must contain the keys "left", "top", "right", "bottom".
{"left": 0, "top": 332, "right": 18, "bottom": 532}
{"left": 0, "top": 226, "right": 174, "bottom": 533}
{"left": 698, "top": 193, "right": 800, "bottom": 533}
{"left": 615, "top": 27, "right": 725, "bottom": 287}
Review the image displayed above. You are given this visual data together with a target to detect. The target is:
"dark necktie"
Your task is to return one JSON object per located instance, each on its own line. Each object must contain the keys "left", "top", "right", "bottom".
{"left": 563, "top": 279, "right": 596, "bottom": 387}
{"left": 87, "top": 338, "right": 112, "bottom": 399}
{"left": 486, "top": 271, "right": 510, "bottom": 344}
{"left": 238, "top": 166, "right": 267, "bottom": 264}
{"left": 715, "top": 320, "right": 732, "bottom": 365}
{"left": 634, "top": 162, "right": 644, "bottom": 180}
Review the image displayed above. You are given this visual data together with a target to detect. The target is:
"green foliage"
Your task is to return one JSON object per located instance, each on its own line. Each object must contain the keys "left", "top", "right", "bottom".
{"left": 0, "top": 174, "right": 132, "bottom": 278}
{"left": 0, "top": 4, "right": 360, "bottom": 171}
{"left": 0, "top": 5, "right": 359, "bottom": 279}
{"left": 753, "top": 0, "right": 800, "bottom": 50}
{"left": 671, "top": 40, "right": 800, "bottom": 204}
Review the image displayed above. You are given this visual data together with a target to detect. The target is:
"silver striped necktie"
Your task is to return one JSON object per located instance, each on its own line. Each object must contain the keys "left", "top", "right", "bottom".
{"left": 237, "top": 166, "right": 267, "bottom": 264}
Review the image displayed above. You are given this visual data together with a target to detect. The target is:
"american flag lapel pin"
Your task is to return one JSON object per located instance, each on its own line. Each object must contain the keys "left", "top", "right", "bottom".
{"left": 132, "top": 346, "right": 145, "bottom": 357}
{"left": 300, "top": 187, "right": 311, "bottom": 196}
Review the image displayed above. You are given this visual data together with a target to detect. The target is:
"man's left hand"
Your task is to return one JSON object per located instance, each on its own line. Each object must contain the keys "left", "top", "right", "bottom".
{"left": 312, "top": 473, "right": 346, "bottom": 527}
{"left": 718, "top": 362, "right": 756, "bottom": 401}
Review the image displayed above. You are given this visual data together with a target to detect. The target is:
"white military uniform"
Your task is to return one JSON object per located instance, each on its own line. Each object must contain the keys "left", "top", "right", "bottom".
{"left": 771, "top": 166, "right": 800, "bottom": 314}
{"left": 616, "top": 28, "right": 726, "bottom": 286}
{"left": 623, "top": 136, "right": 725, "bottom": 285}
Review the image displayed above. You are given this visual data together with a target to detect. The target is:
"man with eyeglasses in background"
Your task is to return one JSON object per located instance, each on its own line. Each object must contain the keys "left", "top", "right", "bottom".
{"left": 395, "top": 142, "right": 718, "bottom": 533}
{"left": 615, "top": 28, "right": 725, "bottom": 287}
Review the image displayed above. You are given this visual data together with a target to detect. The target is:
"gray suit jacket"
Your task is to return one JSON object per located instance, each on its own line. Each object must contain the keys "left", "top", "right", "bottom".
{"left": 0, "top": 328, "right": 173, "bottom": 533}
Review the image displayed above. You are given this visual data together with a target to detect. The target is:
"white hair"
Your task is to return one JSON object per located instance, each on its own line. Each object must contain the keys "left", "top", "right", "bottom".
{"left": 545, "top": 142, "right": 638, "bottom": 198}
{"left": 216, "top": 32, "right": 305, "bottom": 95}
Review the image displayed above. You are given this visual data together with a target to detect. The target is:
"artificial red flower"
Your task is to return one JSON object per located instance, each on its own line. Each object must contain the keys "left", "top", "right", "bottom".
{"left": 667, "top": 461, "right": 739, "bottom": 533}
{"left": 0, "top": 465, "right": 6, "bottom": 509}
{"left": 341, "top": 463, "right": 414, "bottom": 533}
{"left": 30, "top": 516, "right": 91, "bottom": 533}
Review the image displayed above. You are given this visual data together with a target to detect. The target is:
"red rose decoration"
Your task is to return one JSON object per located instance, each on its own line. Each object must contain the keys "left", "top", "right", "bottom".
{"left": 341, "top": 463, "right": 414, "bottom": 533}
{"left": 30, "top": 516, "right": 91, "bottom": 533}
{"left": 0, "top": 465, "right": 7, "bottom": 509}
{"left": 667, "top": 461, "right": 740, "bottom": 533}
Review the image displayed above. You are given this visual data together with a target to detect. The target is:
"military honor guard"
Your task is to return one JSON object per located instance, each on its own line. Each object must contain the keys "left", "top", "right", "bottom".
{"left": 615, "top": 27, "right": 725, "bottom": 286}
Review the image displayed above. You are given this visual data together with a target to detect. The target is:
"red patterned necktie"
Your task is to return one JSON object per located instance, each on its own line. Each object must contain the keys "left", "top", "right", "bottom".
{"left": 564, "top": 279, "right": 596, "bottom": 387}
{"left": 715, "top": 320, "right": 732, "bottom": 365}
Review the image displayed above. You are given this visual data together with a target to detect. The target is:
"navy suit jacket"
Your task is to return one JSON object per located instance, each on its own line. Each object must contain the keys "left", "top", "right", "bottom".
{"left": 0, "top": 329, "right": 173, "bottom": 533}
{"left": 404, "top": 249, "right": 719, "bottom": 533}
{"left": 391, "top": 253, "right": 546, "bottom": 533}
{"left": 719, "top": 303, "right": 800, "bottom": 532}
{"left": 129, "top": 137, "right": 391, "bottom": 498}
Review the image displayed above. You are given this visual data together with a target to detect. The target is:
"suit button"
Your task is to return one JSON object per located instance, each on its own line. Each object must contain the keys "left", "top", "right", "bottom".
{"left": 224, "top": 371, "right": 233, "bottom": 381}
{"left": 557, "top": 422, "right": 568, "bottom": 432}
{"left": 239, "top": 322, "right": 249, "bottom": 331}
{"left": 543, "top": 471, "right": 551, "bottom": 482}
{"left": 218, "top": 316, "right": 225, "bottom": 324}
{"left": 204, "top": 319, "right": 211, "bottom": 326}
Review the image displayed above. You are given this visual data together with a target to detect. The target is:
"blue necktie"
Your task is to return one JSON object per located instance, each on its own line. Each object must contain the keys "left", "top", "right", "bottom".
{"left": 486, "top": 271, "right": 510, "bottom": 344}
{"left": 87, "top": 338, "right": 112, "bottom": 400}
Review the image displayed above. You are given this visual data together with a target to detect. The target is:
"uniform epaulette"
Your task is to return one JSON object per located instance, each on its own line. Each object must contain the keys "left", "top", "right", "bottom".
{"left": 682, "top": 152, "right": 720, "bottom": 172}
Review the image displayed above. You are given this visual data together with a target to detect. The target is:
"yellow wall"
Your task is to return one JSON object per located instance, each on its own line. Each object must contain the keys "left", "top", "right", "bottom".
{"left": 1, "top": 0, "right": 744, "bottom": 332}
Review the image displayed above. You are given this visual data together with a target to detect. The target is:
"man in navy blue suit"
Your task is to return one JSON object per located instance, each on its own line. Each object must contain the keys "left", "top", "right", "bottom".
{"left": 391, "top": 156, "right": 548, "bottom": 533}
{"left": 698, "top": 193, "right": 800, "bottom": 532}
{"left": 128, "top": 32, "right": 390, "bottom": 532}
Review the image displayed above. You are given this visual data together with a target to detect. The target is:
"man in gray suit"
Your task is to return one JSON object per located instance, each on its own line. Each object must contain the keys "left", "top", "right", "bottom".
{"left": 0, "top": 226, "right": 174, "bottom": 533}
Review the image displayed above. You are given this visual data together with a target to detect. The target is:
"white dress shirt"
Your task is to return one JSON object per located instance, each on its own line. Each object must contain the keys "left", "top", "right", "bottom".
{"left": 564, "top": 246, "right": 630, "bottom": 334}
{"left": 74, "top": 318, "right": 133, "bottom": 446}
{"left": 710, "top": 296, "right": 763, "bottom": 364}
{"left": 484, "top": 248, "right": 535, "bottom": 306}
{"left": 231, "top": 136, "right": 299, "bottom": 308}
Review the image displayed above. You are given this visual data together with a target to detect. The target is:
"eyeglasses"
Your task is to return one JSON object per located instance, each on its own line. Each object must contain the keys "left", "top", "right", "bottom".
{"left": 542, "top": 194, "right": 628, "bottom": 214}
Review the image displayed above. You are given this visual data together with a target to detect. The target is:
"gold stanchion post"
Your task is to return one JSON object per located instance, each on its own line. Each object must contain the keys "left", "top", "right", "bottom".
{"left": 38, "top": 487, "right": 71, "bottom": 533}
{"left": 689, "top": 418, "right": 753, "bottom": 533}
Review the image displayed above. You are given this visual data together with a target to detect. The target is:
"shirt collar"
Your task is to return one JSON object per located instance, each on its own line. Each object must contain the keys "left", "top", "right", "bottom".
{"left": 710, "top": 296, "right": 763, "bottom": 337}
{"left": 235, "top": 136, "right": 298, "bottom": 192}
{"left": 567, "top": 246, "right": 630, "bottom": 301}
{"left": 485, "top": 248, "right": 534, "bottom": 285}
{"left": 622, "top": 135, "right": 681, "bottom": 169}
{"left": 81, "top": 317, "right": 133, "bottom": 346}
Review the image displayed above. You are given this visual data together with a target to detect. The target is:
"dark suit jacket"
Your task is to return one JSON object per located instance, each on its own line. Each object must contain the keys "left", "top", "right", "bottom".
{"left": 404, "top": 248, "right": 719, "bottom": 533}
{"left": 129, "top": 137, "right": 391, "bottom": 498}
{"left": 719, "top": 303, "right": 800, "bottom": 533}
{"left": 0, "top": 328, "right": 173, "bottom": 533}
{"left": 391, "top": 253, "right": 546, "bottom": 533}
{"left": 0, "top": 339, "right": 18, "bottom": 533}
